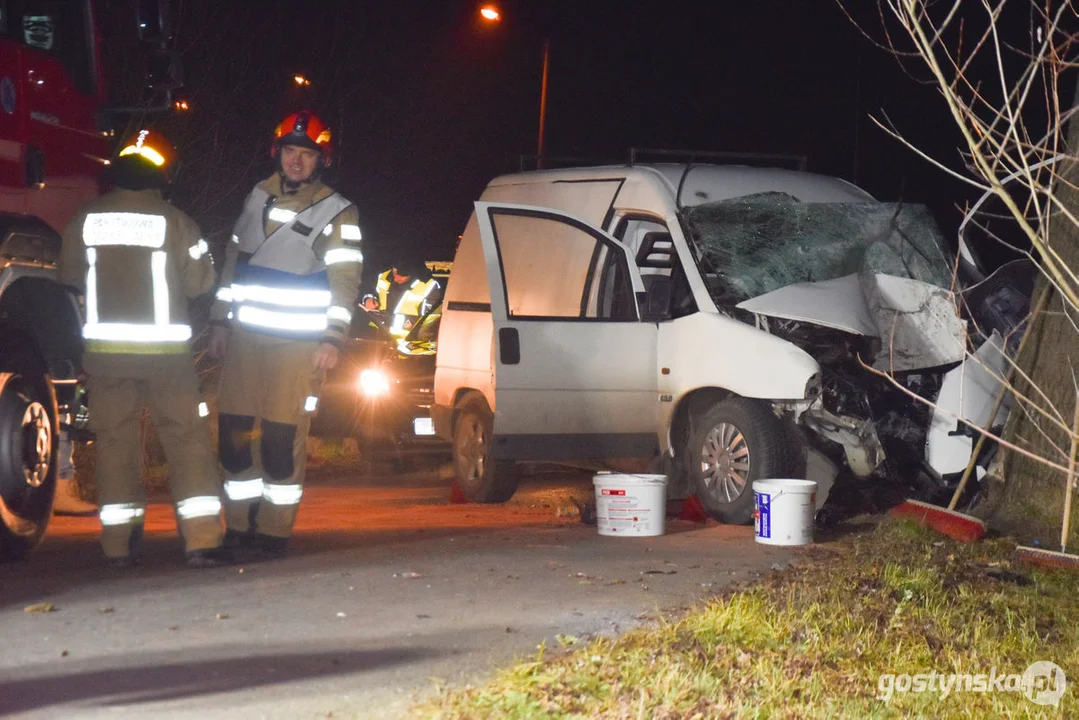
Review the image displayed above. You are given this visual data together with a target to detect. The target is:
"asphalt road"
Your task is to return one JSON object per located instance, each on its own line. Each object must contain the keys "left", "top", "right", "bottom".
{"left": 0, "top": 460, "right": 795, "bottom": 719}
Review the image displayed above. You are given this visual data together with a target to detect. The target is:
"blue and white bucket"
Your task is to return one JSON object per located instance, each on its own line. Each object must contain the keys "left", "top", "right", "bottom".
{"left": 753, "top": 479, "right": 818, "bottom": 546}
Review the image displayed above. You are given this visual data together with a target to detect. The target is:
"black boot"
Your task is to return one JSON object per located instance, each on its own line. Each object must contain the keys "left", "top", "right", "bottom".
{"left": 223, "top": 528, "right": 255, "bottom": 551}
{"left": 186, "top": 546, "right": 236, "bottom": 568}
{"left": 249, "top": 533, "right": 289, "bottom": 560}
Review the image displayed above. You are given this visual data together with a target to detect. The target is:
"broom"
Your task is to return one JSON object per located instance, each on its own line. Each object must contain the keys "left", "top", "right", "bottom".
{"left": 891, "top": 291, "right": 1047, "bottom": 542}
{"left": 1014, "top": 398, "right": 1079, "bottom": 572}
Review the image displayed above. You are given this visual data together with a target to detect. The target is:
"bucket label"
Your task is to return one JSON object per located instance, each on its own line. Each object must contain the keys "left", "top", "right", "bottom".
{"left": 601, "top": 489, "right": 626, "bottom": 496}
{"left": 755, "top": 491, "right": 771, "bottom": 539}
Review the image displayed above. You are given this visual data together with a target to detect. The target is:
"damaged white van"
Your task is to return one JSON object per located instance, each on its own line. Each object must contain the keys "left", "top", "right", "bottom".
{"left": 432, "top": 163, "right": 1020, "bottom": 523}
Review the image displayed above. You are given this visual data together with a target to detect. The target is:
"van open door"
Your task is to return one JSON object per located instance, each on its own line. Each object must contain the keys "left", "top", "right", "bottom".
{"left": 472, "top": 201, "right": 659, "bottom": 460}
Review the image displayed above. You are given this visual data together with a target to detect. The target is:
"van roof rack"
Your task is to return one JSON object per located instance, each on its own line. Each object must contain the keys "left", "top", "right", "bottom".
{"left": 517, "top": 148, "right": 808, "bottom": 172}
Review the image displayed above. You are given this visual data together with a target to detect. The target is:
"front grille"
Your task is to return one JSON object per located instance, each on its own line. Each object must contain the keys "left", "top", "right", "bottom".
{"left": 404, "top": 385, "right": 433, "bottom": 407}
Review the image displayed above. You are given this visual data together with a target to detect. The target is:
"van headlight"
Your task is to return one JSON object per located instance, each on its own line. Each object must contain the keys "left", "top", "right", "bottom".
{"left": 358, "top": 369, "right": 391, "bottom": 397}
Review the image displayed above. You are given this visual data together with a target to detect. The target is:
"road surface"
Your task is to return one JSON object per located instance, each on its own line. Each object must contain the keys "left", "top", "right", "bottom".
{"left": 0, "top": 460, "right": 795, "bottom": 719}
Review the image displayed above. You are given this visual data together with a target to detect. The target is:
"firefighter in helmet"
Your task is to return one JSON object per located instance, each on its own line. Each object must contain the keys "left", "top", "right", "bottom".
{"left": 209, "top": 110, "right": 364, "bottom": 560}
{"left": 58, "top": 129, "right": 230, "bottom": 568}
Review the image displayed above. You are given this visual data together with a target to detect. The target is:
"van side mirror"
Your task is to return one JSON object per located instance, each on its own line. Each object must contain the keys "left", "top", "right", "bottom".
{"left": 137, "top": 0, "right": 172, "bottom": 46}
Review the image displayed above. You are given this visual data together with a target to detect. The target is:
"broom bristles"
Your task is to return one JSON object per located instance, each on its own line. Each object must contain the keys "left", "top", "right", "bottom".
{"left": 1014, "top": 546, "right": 1079, "bottom": 571}
{"left": 890, "top": 499, "right": 987, "bottom": 542}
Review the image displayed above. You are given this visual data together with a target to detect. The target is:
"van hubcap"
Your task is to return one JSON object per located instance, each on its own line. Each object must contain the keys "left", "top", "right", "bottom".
{"left": 457, "top": 416, "right": 487, "bottom": 484}
{"left": 700, "top": 422, "right": 750, "bottom": 503}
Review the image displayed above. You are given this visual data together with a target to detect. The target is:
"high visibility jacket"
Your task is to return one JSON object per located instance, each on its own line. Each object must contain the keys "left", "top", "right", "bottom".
{"left": 374, "top": 269, "right": 393, "bottom": 310}
{"left": 389, "top": 277, "right": 441, "bottom": 339}
{"left": 211, "top": 175, "right": 364, "bottom": 348}
{"left": 59, "top": 188, "right": 215, "bottom": 355}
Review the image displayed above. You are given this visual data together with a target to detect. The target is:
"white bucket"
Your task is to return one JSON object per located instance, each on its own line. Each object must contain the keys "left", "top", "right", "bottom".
{"left": 752, "top": 479, "right": 818, "bottom": 546}
{"left": 592, "top": 473, "right": 667, "bottom": 537}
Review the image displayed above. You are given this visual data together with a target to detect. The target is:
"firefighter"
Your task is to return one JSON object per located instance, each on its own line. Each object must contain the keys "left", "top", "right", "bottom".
{"left": 389, "top": 260, "right": 442, "bottom": 339}
{"left": 362, "top": 260, "right": 441, "bottom": 339}
{"left": 58, "top": 129, "right": 231, "bottom": 568}
{"left": 209, "top": 110, "right": 364, "bottom": 560}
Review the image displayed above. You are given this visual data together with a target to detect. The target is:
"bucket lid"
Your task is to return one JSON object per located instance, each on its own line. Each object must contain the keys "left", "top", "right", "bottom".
{"left": 752, "top": 478, "right": 817, "bottom": 492}
{"left": 593, "top": 473, "right": 667, "bottom": 486}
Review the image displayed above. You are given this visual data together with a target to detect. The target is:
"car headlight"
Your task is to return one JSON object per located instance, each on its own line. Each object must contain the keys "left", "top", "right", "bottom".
{"left": 358, "top": 368, "right": 391, "bottom": 397}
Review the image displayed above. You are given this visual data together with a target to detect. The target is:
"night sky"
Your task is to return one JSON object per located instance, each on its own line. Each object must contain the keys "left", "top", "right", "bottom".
{"left": 127, "top": 1, "right": 988, "bottom": 287}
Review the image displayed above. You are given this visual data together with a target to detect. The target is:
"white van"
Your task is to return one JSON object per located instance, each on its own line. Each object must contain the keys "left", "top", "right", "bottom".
{"left": 432, "top": 163, "right": 1002, "bottom": 524}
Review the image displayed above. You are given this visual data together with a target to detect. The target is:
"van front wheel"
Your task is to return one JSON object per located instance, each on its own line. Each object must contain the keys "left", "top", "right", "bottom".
{"left": 684, "top": 397, "right": 804, "bottom": 525}
{"left": 453, "top": 397, "right": 521, "bottom": 503}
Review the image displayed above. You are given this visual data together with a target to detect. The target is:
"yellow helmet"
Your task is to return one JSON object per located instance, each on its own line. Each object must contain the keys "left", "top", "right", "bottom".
{"left": 117, "top": 128, "right": 177, "bottom": 170}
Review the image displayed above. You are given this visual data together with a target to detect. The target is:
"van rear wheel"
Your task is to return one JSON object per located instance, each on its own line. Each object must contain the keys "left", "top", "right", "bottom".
{"left": 684, "top": 397, "right": 804, "bottom": 525}
{"left": 453, "top": 396, "right": 520, "bottom": 503}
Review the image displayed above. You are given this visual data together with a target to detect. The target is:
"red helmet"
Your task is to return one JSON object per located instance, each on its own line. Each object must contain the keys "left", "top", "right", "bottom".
{"left": 271, "top": 110, "right": 333, "bottom": 167}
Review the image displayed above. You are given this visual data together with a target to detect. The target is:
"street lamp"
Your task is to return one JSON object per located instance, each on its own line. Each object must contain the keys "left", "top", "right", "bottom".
{"left": 479, "top": 4, "right": 549, "bottom": 169}
{"left": 293, "top": 74, "right": 311, "bottom": 86}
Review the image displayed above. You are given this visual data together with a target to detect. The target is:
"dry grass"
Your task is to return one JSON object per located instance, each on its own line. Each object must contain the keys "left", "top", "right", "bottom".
{"left": 412, "top": 519, "right": 1078, "bottom": 719}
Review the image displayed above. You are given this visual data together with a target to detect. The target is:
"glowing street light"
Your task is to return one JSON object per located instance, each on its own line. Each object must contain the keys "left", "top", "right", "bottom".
{"left": 293, "top": 75, "right": 311, "bottom": 86}
{"left": 478, "top": 4, "right": 550, "bottom": 169}
{"left": 174, "top": 99, "right": 190, "bottom": 111}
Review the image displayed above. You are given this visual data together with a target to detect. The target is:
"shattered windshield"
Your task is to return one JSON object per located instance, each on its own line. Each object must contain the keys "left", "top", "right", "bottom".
{"left": 682, "top": 193, "right": 954, "bottom": 306}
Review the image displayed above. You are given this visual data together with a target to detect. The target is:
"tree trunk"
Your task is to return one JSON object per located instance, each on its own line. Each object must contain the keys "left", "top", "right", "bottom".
{"left": 985, "top": 76, "right": 1079, "bottom": 550}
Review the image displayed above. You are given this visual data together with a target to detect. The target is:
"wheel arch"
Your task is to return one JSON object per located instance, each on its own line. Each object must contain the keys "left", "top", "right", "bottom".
{"left": 666, "top": 386, "right": 733, "bottom": 455}
{"left": 449, "top": 387, "right": 489, "bottom": 436}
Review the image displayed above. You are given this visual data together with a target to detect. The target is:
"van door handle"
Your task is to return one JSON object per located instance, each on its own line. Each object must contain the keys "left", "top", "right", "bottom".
{"left": 499, "top": 327, "right": 520, "bottom": 365}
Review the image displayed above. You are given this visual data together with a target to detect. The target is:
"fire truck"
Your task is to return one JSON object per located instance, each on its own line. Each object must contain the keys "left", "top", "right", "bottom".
{"left": 0, "top": 0, "right": 179, "bottom": 561}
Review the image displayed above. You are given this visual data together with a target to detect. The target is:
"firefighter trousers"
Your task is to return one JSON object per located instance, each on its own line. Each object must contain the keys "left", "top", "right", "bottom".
{"left": 85, "top": 353, "right": 223, "bottom": 559}
{"left": 216, "top": 329, "right": 322, "bottom": 539}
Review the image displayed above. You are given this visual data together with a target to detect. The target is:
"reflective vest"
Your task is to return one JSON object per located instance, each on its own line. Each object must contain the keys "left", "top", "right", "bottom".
{"left": 389, "top": 278, "right": 441, "bottom": 338}
{"left": 81, "top": 212, "right": 198, "bottom": 354}
{"left": 222, "top": 187, "right": 355, "bottom": 339}
{"left": 375, "top": 269, "right": 393, "bottom": 310}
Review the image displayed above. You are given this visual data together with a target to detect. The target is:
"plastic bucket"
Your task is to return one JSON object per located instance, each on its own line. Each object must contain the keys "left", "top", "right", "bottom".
{"left": 752, "top": 479, "right": 818, "bottom": 546}
{"left": 592, "top": 473, "right": 667, "bottom": 537}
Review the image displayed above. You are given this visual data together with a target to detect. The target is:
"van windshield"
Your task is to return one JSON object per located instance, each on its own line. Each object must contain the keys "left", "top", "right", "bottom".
{"left": 681, "top": 193, "right": 954, "bottom": 307}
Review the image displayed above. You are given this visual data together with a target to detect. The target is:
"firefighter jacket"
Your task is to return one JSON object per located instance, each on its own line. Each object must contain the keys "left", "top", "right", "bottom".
{"left": 372, "top": 269, "right": 394, "bottom": 311}
{"left": 388, "top": 276, "right": 442, "bottom": 339}
{"left": 211, "top": 174, "right": 364, "bottom": 349}
{"left": 58, "top": 188, "right": 215, "bottom": 355}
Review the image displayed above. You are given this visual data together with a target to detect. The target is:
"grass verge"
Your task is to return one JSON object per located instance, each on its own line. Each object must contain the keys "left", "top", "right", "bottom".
{"left": 412, "top": 519, "right": 1078, "bottom": 719}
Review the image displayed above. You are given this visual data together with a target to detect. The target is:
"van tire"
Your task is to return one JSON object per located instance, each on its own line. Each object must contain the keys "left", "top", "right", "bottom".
{"left": 0, "top": 351, "right": 58, "bottom": 563}
{"left": 683, "top": 397, "right": 804, "bottom": 525}
{"left": 452, "top": 396, "right": 520, "bottom": 504}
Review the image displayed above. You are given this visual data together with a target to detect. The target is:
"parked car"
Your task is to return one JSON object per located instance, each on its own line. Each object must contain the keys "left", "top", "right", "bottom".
{"left": 310, "top": 302, "right": 449, "bottom": 468}
{"left": 432, "top": 162, "right": 1028, "bottom": 523}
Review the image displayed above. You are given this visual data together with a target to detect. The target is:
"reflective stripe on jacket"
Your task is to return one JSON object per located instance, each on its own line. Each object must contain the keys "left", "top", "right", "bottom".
{"left": 59, "top": 189, "right": 214, "bottom": 355}
{"left": 211, "top": 176, "right": 363, "bottom": 345}
{"left": 389, "top": 278, "right": 441, "bottom": 338}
